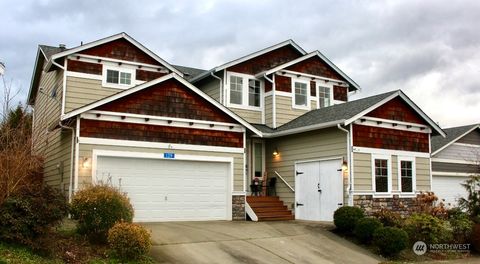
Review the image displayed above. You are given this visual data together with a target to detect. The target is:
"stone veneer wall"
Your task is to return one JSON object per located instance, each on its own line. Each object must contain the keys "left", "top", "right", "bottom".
{"left": 232, "top": 195, "right": 246, "bottom": 220}
{"left": 353, "top": 195, "right": 418, "bottom": 216}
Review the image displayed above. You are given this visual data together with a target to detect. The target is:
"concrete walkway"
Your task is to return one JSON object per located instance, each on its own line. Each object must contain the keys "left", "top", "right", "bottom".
{"left": 143, "top": 221, "right": 383, "bottom": 264}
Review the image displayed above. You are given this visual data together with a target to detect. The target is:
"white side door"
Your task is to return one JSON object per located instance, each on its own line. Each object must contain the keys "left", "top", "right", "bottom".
{"left": 295, "top": 158, "right": 343, "bottom": 221}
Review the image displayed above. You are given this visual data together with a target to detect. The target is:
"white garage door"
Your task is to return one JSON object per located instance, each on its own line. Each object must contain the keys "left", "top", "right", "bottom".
{"left": 432, "top": 176, "right": 468, "bottom": 206}
{"left": 95, "top": 155, "right": 231, "bottom": 222}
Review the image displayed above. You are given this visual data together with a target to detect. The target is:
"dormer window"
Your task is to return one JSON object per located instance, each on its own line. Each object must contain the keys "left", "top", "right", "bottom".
{"left": 227, "top": 72, "right": 262, "bottom": 110}
{"left": 103, "top": 66, "right": 135, "bottom": 89}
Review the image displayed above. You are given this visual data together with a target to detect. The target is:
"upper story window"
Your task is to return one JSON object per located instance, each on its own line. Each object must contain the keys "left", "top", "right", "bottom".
{"left": 227, "top": 72, "right": 262, "bottom": 110}
{"left": 230, "top": 75, "right": 243, "bottom": 105}
{"left": 292, "top": 79, "right": 310, "bottom": 110}
{"left": 103, "top": 66, "right": 135, "bottom": 89}
{"left": 372, "top": 155, "right": 391, "bottom": 194}
{"left": 399, "top": 157, "right": 415, "bottom": 193}
{"left": 318, "top": 86, "right": 331, "bottom": 108}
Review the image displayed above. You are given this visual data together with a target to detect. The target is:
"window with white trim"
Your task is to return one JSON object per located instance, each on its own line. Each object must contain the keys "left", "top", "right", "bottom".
{"left": 230, "top": 75, "right": 243, "bottom": 105}
{"left": 372, "top": 155, "right": 391, "bottom": 194}
{"left": 103, "top": 66, "right": 135, "bottom": 89}
{"left": 398, "top": 157, "right": 416, "bottom": 193}
{"left": 227, "top": 72, "right": 262, "bottom": 110}
{"left": 294, "top": 81, "right": 308, "bottom": 107}
{"left": 318, "top": 86, "right": 331, "bottom": 108}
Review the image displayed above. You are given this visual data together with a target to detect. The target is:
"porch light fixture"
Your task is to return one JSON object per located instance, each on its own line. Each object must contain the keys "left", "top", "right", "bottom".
{"left": 341, "top": 160, "right": 348, "bottom": 171}
{"left": 272, "top": 148, "right": 279, "bottom": 157}
{"left": 82, "top": 157, "right": 91, "bottom": 169}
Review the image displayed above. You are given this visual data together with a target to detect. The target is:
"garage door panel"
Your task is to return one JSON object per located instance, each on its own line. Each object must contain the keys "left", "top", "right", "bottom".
{"left": 432, "top": 176, "right": 468, "bottom": 206}
{"left": 96, "top": 155, "right": 230, "bottom": 222}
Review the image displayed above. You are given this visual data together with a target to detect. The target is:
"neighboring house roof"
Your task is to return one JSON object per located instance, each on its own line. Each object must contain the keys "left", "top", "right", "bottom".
{"left": 254, "top": 90, "right": 445, "bottom": 138}
{"left": 61, "top": 73, "right": 263, "bottom": 136}
{"left": 431, "top": 124, "right": 480, "bottom": 155}
{"left": 190, "top": 39, "right": 307, "bottom": 83}
{"left": 257, "top": 51, "right": 360, "bottom": 91}
{"left": 173, "top": 65, "right": 207, "bottom": 80}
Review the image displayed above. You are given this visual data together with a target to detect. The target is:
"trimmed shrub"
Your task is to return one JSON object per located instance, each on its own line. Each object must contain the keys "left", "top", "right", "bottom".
{"left": 0, "top": 185, "right": 68, "bottom": 249}
{"left": 373, "top": 227, "right": 408, "bottom": 256}
{"left": 404, "top": 213, "right": 453, "bottom": 244}
{"left": 354, "top": 218, "right": 383, "bottom": 243}
{"left": 448, "top": 210, "right": 473, "bottom": 244}
{"left": 70, "top": 185, "right": 134, "bottom": 243}
{"left": 374, "top": 208, "right": 404, "bottom": 227}
{"left": 333, "top": 206, "right": 365, "bottom": 233}
{"left": 108, "top": 222, "right": 151, "bottom": 260}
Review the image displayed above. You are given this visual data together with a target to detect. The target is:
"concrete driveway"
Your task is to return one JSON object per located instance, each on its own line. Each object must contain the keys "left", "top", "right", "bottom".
{"left": 143, "top": 221, "right": 383, "bottom": 264}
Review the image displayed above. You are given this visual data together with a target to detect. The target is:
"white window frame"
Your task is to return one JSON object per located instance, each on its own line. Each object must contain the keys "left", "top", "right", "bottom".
{"left": 397, "top": 156, "right": 416, "bottom": 195}
{"left": 102, "top": 65, "right": 136, "bottom": 89}
{"left": 291, "top": 78, "right": 310, "bottom": 110}
{"left": 226, "top": 71, "right": 263, "bottom": 111}
{"left": 317, "top": 83, "right": 334, "bottom": 108}
{"left": 371, "top": 154, "right": 392, "bottom": 196}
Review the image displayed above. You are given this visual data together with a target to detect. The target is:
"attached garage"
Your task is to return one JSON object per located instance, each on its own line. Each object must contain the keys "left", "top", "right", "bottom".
{"left": 432, "top": 175, "right": 468, "bottom": 206}
{"left": 93, "top": 151, "right": 233, "bottom": 222}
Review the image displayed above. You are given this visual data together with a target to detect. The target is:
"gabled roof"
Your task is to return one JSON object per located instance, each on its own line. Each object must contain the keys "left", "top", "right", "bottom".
{"left": 45, "top": 32, "right": 183, "bottom": 76}
{"left": 431, "top": 124, "right": 480, "bottom": 155}
{"left": 190, "top": 39, "right": 307, "bottom": 83}
{"left": 61, "top": 73, "right": 262, "bottom": 136}
{"left": 258, "top": 51, "right": 360, "bottom": 91}
{"left": 39, "top": 45, "right": 65, "bottom": 59}
{"left": 254, "top": 90, "right": 445, "bottom": 138}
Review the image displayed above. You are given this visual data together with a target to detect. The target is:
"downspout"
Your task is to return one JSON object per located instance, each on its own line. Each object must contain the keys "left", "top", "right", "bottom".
{"left": 210, "top": 72, "right": 223, "bottom": 104}
{"left": 59, "top": 121, "right": 75, "bottom": 203}
{"left": 337, "top": 124, "right": 353, "bottom": 206}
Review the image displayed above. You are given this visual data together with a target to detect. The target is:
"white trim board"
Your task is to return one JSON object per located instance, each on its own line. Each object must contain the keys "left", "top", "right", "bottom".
{"left": 431, "top": 158, "right": 479, "bottom": 165}
{"left": 78, "top": 137, "right": 245, "bottom": 154}
{"left": 45, "top": 32, "right": 183, "bottom": 76}
{"left": 69, "top": 53, "right": 168, "bottom": 73}
{"left": 352, "top": 146, "right": 430, "bottom": 158}
{"left": 61, "top": 73, "right": 263, "bottom": 136}
{"left": 432, "top": 172, "right": 473, "bottom": 177}
{"left": 354, "top": 116, "right": 431, "bottom": 133}
{"left": 81, "top": 110, "right": 245, "bottom": 133}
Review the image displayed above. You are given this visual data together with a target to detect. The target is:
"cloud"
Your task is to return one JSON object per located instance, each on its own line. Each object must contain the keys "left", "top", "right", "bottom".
{"left": 0, "top": 0, "right": 479, "bottom": 126}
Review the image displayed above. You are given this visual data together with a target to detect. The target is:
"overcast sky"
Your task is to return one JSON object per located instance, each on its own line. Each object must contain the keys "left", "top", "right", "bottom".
{"left": 1, "top": 0, "right": 479, "bottom": 127}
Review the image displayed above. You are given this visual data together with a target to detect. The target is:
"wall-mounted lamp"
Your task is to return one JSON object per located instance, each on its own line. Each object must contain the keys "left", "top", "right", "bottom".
{"left": 341, "top": 159, "right": 348, "bottom": 177}
{"left": 82, "top": 157, "right": 91, "bottom": 169}
{"left": 272, "top": 147, "right": 279, "bottom": 157}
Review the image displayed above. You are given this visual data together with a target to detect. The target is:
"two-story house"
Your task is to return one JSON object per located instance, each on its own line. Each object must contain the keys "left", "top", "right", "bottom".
{"left": 28, "top": 33, "right": 445, "bottom": 222}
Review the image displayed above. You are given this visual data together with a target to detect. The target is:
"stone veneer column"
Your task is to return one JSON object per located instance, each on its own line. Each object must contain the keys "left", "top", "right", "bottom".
{"left": 232, "top": 195, "right": 246, "bottom": 220}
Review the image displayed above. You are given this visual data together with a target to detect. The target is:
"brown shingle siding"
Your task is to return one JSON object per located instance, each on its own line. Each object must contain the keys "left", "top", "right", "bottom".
{"left": 366, "top": 97, "right": 426, "bottom": 124}
{"left": 67, "top": 60, "right": 102, "bottom": 75}
{"left": 286, "top": 57, "right": 346, "bottom": 81}
{"left": 333, "top": 85, "right": 347, "bottom": 101}
{"left": 80, "top": 119, "right": 243, "bottom": 148}
{"left": 275, "top": 75, "right": 291, "bottom": 92}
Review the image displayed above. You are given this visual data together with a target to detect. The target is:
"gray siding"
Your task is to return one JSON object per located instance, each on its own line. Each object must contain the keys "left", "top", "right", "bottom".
{"left": 435, "top": 143, "right": 480, "bottom": 162}
{"left": 458, "top": 129, "right": 480, "bottom": 145}
{"left": 77, "top": 144, "right": 245, "bottom": 192}
{"left": 265, "top": 95, "right": 273, "bottom": 127}
{"left": 198, "top": 78, "right": 221, "bottom": 102}
{"left": 32, "top": 63, "right": 73, "bottom": 194}
{"left": 432, "top": 162, "right": 479, "bottom": 174}
{"left": 229, "top": 107, "right": 262, "bottom": 124}
{"left": 65, "top": 76, "right": 119, "bottom": 113}
{"left": 265, "top": 128, "right": 348, "bottom": 211}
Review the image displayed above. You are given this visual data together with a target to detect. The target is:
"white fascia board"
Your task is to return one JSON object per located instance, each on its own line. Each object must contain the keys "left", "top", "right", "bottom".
{"left": 46, "top": 32, "right": 183, "bottom": 76}
{"left": 432, "top": 125, "right": 480, "bottom": 156}
{"left": 262, "top": 120, "right": 344, "bottom": 138}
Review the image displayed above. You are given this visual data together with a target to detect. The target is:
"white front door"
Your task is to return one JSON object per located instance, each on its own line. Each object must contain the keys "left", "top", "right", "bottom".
{"left": 295, "top": 158, "right": 343, "bottom": 221}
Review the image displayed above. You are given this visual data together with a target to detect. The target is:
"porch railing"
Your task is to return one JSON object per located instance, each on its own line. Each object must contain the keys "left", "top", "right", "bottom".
{"left": 274, "top": 171, "right": 294, "bottom": 193}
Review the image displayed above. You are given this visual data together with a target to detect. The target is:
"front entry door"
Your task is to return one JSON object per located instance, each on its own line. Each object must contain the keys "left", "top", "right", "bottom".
{"left": 295, "top": 159, "right": 343, "bottom": 221}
